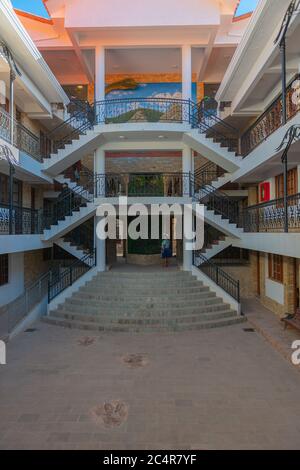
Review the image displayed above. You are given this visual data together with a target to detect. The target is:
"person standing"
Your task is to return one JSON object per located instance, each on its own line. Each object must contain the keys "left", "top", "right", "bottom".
{"left": 161, "top": 234, "right": 172, "bottom": 268}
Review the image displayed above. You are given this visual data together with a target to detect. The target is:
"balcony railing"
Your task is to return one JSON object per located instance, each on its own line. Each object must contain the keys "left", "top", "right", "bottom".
{"left": 0, "top": 107, "right": 41, "bottom": 161}
{"left": 0, "top": 203, "right": 42, "bottom": 235}
{"left": 193, "top": 252, "right": 240, "bottom": 302}
{"left": 240, "top": 192, "right": 300, "bottom": 232}
{"left": 95, "top": 97, "right": 192, "bottom": 125}
{"left": 241, "top": 74, "right": 300, "bottom": 157}
{"left": 102, "top": 173, "right": 189, "bottom": 198}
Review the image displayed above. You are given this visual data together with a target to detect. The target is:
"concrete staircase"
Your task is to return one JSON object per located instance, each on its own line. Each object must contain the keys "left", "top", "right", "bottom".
{"left": 183, "top": 130, "right": 243, "bottom": 173}
{"left": 200, "top": 237, "right": 234, "bottom": 261}
{"left": 54, "top": 174, "right": 93, "bottom": 200}
{"left": 42, "top": 202, "right": 95, "bottom": 241}
{"left": 54, "top": 238, "right": 91, "bottom": 263}
{"left": 44, "top": 269, "right": 245, "bottom": 332}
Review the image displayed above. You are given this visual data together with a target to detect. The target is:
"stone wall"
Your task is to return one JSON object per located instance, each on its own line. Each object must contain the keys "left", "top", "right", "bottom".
{"left": 24, "top": 250, "right": 50, "bottom": 285}
{"left": 106, "top": 154, "right": 182, "bottom": 173}
{"left": 22, "top": 183, "right": 44, "bottom": 210}
{"left": 219, "top": 251, "right": 258, "bottom": 299}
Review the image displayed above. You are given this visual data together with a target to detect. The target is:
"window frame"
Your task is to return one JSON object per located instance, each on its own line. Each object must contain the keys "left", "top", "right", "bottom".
{"left": 268, "top": 254, "right": 283, "bottom": 284}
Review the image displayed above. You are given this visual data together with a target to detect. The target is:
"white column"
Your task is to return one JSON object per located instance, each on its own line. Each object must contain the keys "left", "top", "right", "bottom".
{"left": 96, "top": 216, "right": 106, "bottom": 271}
{"left": 182, "top": 145, "right": 192, "bottom": 196}
{"left": 182, "top": 45, "right": 192, "bottom": 102}
{"left": 183, "top": 237, "right": 193, "bottom": 272}
{"left": 95, "top": 147, "right": 105, "bottom": 197}
{"left": 95, "top": 46, "right": 105, "bottom": 102}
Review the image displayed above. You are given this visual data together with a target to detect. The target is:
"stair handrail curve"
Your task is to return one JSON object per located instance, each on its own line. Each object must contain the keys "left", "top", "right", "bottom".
{"left": 48, "top": 249, "right": 96, "bottom": 303}
{"left": 193, "top": 252, "right": 240, "bottom": 302}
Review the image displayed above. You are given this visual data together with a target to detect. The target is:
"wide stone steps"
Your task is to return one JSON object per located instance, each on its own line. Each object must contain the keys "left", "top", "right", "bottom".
{"left": 49, "top": 307, "right": 236, "bottom": 325}
{"left": 43, "top": 314, "right": 245, "bottom": 332}
{"left": 69, "top": 291, "right": 216, "bottom": 307}
{"left": 54, "top": 299, "right": 227, "bottom": 318}
{"left": 71, "top": 288, "right": 212, "bottom": 303}
{"left": 45, "top": 269, "right": 244, "bottom": 332}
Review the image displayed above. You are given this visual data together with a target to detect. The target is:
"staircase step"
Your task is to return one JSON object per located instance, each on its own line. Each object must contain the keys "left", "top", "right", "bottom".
{"left": 51, "top": 307, "right": 236, "bottom": 324}
{"left": 55, "top": 300, "right": 229, "bottom": 316}
{"left": 43, "top": 314, "right": 246, "bottom": 332}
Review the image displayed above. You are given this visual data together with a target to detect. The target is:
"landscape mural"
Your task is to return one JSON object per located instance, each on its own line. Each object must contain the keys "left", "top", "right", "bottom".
{"left": 104, "top": 79, "right": 197, "bottom": 123}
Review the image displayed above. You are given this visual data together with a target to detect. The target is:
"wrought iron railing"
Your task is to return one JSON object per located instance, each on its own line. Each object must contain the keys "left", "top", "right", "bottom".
{"left": 44, "top": 107, "right": 95, "bottom": 158}
{"left": 241, "top": 73, "right": 300, "bottom": 157}
{"left": 240, "top": 192, "right": 300, "bottom": 232}
{"left": 193, "top": 252, "right": 240, "bottom": 302}
{"left": 48, "top": 249, "right": 96, "bottom": 302}
{"left": 102, "top": 172, "right": 189, "bottom": 197}
{"left": 0, "top": 107, "right": 41, "bottom": 161}
{"left": 43, "top": 98, "right": 194, "bottom": 158}
{"left": 191, "top": 98, "right": 240, "bottom": 154}
{"left": 194, "top": 161, "right": 225, "bottom": 186}
{"left": 43, "top": 97, "right": 243, "bottom": 159}
{"left": 42, "top": 184, "right": 94, "bottom": 230}
{"left": 192, "top": 177, "right": 240, "bottom": 224}
{"left": 0, "top": 203, "right": 42, "bottom": 235}
{"left": 94, "top": 97, "right": 192, "bottom": 124}
{"left": 67, "top": 99, "right": 93, "bottom": 118}
{"left": 0, "top": 270, "right": 57, "bottom": 337}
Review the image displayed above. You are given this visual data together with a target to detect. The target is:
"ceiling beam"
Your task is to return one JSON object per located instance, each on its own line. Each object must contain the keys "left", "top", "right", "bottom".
{"left": 197, "top": 27, "right": 218, "bottom": 81}
{"left": 66, "top": 29, "right": 94, "bottom": 83}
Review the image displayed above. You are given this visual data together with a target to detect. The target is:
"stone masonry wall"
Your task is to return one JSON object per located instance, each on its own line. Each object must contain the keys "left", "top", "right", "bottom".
{"left": 24, "top": 250, "right": 50, "bottom": 285}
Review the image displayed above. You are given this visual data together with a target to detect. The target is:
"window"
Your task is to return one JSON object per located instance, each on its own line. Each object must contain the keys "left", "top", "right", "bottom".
{"left": 0, "top": 254, "right": 8, "bottom": 286}
{"left": 275, "top": 168, "right": 298, "bottom": 199}
{"left": 268, "top": 254, "right": 283, "bottom": 283}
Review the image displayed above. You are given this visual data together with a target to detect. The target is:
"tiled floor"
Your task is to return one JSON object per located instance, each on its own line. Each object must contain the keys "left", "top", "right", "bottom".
{"left": 0, "top": 314, "right": 300, "bottom": 449}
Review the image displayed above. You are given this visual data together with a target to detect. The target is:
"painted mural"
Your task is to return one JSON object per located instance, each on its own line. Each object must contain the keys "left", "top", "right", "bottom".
{"left": 104, "top": 79, "right": 197, "bottom": 123}
{"left": 105, "top": 80, "right": 197, "bottom": 102}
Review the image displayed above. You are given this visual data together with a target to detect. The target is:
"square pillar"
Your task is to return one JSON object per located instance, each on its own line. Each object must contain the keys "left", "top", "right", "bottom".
{"left": 95, "top": 147, "right": 105, "bottom": 197}
{"left": 183, "top": 237, "right": 193, "bottom": 272}
{"left": 95, "top": 216, "right": 106, "bottom": 271}
{"left": 95, "top": 46, "right": 105, "bottom": 102}
{"left": 182, "top": 45, "right": 192, "bottom": 102}
{"left": 182, "top": 145, "right": 193, "bottom": 196}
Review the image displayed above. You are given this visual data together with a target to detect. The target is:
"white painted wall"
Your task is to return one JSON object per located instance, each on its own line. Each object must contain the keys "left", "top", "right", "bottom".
{"left": 264, "top": 255, "right": 284, "bottom": 305}
{"left": 233, "top": 233, "right": 300, "bottom": 259}
{"left": 65, "top": 0, "right": 221, "bottom": 28}
{"left": 0, "top": 252, "right": 24, "bottom": 307}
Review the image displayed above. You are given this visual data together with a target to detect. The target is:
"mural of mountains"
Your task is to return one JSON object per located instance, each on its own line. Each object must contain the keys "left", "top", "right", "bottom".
{"left": 105, "top": 78, "right": 139, "bottom": 95}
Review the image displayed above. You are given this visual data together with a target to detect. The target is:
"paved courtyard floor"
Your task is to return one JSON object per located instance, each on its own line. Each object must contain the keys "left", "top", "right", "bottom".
{"left": 0, "top": 319, "right": 300, "bottom": 450}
